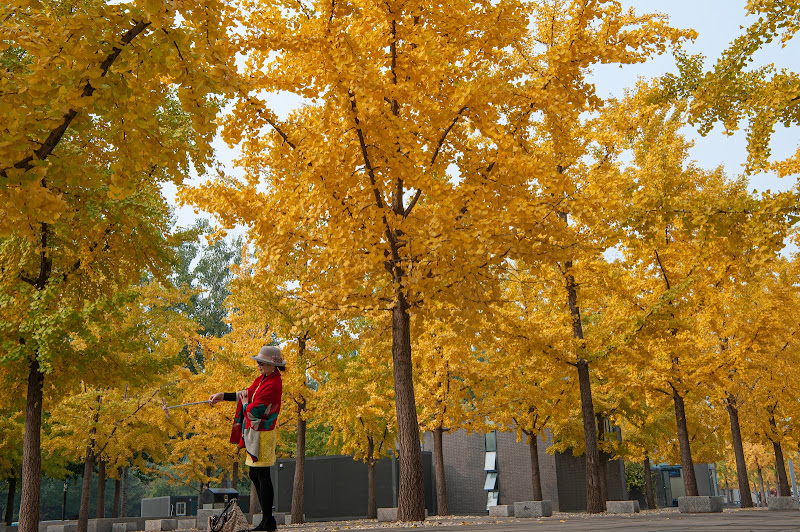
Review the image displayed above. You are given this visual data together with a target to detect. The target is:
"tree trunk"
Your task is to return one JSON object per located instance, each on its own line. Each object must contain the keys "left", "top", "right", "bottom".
{"left": 4, "top": 477, "right": 16, "bottom": 525}
{"left": 120, "top": 467, "right": 128, "bottom": 518}
{"left": 431, "top": 426, "right": 449, "bottom": 515}
{"left": 771, "top": 440, "right": 790, "bottom": 497}
{"left": 528, "top": 433, "right": 543, "bottom": 501}
{"left": 112, "top": 474, "right": 120, "bottom": 518}
{"left": 366, "top": 440, "right": 377, "bottom": 519}
{"left": 561, "top": 247, "right": 603, "bottom": 514}
{"left": 291, "top": 400, "right": 306, "bottom": 525}
{"left": 96, "top": 459, "right": 106, "bottom": 518}
{"left": 250, "top": 481, "right": 260, "bottom": 516}
{"left": 768, "top": 414, "right": 791, "bottom": 497}
{"left": 671, "top": 387, "right": 698, "bottom": 496}
{"left": 232, "top": 461, "right": 239, "bottom": 491}
{"left": 757, "top": 465, "right": 765, "bottom": 507}
{"left": 596, "top": 414, "right": 609, "bottom": 503}
{"left": 197, "top": 481, "right": 205, "bottom": 515}
{"left": 643, "top": 455, "right": 655, "bottom": 510}
{"left": 576, "top": 359, "right": 603, "bottom": 512}
{"left": 77, "top": 445, "right": 95, "bottom": 532}
{"left": 391, "top": 297, "right": 425, "bottom": 521}
{"left": 19, "top": 357, "right": 45, "bottom": 532}
{"left": 725, "top": 396, "right": 752, "bottom": 507}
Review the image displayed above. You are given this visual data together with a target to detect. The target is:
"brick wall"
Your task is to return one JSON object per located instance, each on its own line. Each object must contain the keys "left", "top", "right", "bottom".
{"left": 423, "top": 430, "right": 486, "bottom": 515}
{"left": 424, "top": 429, "right": 627, "bottom": 514}
{"left": 496, "top": 431, "right": 533, "bottom": 506}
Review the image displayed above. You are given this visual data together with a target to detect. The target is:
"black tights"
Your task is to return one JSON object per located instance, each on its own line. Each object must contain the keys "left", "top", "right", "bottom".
{"left": 249, "top": 466, "right": 274, "bottom": 520}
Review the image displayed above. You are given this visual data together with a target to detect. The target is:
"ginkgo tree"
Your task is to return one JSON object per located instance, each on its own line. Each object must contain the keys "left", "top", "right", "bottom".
{"left": 413, "top": 306, "right": 491, "bottom": 515}
{"left": 315, "top": 318, "right": 397, "bottom": 519}
{"left": 184, "top": 0, "right": 533, "bottom": 518}
{"left": 486, "top": 263, "right": 577, "bottom": 503}
{"left": 224, "top": 253, "right": 346, "bottom": 525}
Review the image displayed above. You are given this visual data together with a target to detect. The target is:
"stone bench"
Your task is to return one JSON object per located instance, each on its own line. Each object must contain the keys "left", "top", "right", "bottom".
{"left": 767, "top": 496, "right": 799, "bottom": 511}
{"left": 488, "top": 504, "right": 514, "bottom": 517}
{"left": 606, "top": 500, "right": 640, "bottom": 514}
{"left": 514, "top": 500, "right": 553, "bottom": 518}
{"left": 678, "top": 496, "right": 724, "bottom": 513}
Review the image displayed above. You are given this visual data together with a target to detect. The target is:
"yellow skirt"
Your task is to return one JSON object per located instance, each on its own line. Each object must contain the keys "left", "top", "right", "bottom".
{"left": 246, "top": 429, "right": 277, "bottom": 467}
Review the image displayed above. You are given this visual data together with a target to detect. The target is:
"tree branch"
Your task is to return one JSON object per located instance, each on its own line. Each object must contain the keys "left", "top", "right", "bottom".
{"left": 1, "top": 20, "right": 152, "bottom": 179}
{"left": 349, "top": 90, "right": 387, "bottom": 210}
{"left": 430, "top": 106, "right": 468, "bottom": 167}
{"left": 654, "top": 249, "right": 671, "bottom": 290}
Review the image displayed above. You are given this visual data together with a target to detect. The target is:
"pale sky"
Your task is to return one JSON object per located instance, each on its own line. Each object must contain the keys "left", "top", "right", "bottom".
{"left": 167, "top": 0, "right": 799, "bottom": 230}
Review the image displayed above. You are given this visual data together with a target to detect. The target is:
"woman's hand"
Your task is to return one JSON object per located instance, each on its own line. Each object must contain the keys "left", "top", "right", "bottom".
{"left": 209, "top": 392, "right": 225, "bottom": 404}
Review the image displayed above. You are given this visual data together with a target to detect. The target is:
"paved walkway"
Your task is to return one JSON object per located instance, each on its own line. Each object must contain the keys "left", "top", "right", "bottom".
{"left": 287, "top": 509, "right": 800, "bottom": 532}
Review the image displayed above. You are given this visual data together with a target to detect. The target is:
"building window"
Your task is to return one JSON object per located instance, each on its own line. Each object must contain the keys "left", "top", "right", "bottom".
{"left": 484, "top": 431, "right": 497, "bottom": 452}
{"left": 484, "top": 472, "right": 498, "bottom": 490}
{"left": 486, "top": 490, "right": 499, "bottom": 509}
{"left": 484, "top": 451, "right": 497, "bottom": 472}
{"left": 175, "top": 502, "right": 186, "bottom": 516}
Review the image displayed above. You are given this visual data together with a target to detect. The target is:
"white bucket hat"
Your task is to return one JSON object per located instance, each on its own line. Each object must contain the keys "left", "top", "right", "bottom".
{"left": 252, "top": 345, "right": 286, "bottom": 367}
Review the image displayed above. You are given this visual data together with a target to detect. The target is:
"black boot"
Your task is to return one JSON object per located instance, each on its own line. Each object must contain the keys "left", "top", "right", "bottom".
{"left": 264, "top": 515, "right": 277, "bottom": 532}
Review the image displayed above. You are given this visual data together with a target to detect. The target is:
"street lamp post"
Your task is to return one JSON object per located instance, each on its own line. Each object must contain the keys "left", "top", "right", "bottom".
{"left": 62, "top": 480, "right": 68, "bottom": 521}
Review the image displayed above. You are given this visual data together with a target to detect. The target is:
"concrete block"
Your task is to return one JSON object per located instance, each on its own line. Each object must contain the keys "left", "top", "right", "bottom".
{"left": 144, "top": 519, "right": 177, "bottom": 532}
{"left": 48, "top": 525, "right": 78, "bottom": 532}
{"left": 606, "top": 500, "right": 639, "bottom": 514}
{"left": 678, "top": 496, "right": 724, "bottom": 513}
{"left": 283, "top": 513, "right": 303, "bottom": 525}
{"left": 88, "top": 518, "right": 119, "bottom": 532}
{"left": 767, "top": 496, "right": 799, "bottom": 510}
{"left": 42, "top": 521, "right": 75, "bottom": 532}
{"left": 251, "top": 513, "right": 286, "bottom": 526}
{"left": 488, "top": 504, "right": 514, "bottom": 517}
{"left": 196, "top": 510, "right": 223, "bottom": 532}
{"left": 513, "top": 500, "right": 553, "bottom": 518}
{"left": 377, "top": 508, "right": 398, "bottom": 522}
{"left": 176, "top": 519, "right": 197, "bottom": 530}
{"left": 111, "top": 524, "right": 137, "bottom": 532}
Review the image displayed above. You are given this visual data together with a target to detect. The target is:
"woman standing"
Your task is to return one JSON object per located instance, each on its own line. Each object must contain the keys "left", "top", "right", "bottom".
{"left": 210, "top": 346, "right": 285, "bottom": 532}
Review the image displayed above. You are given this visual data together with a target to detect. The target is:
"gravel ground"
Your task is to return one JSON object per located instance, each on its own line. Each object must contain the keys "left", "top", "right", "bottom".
{"left": 278, "top": 506, "right": 778, "bottom": 531}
